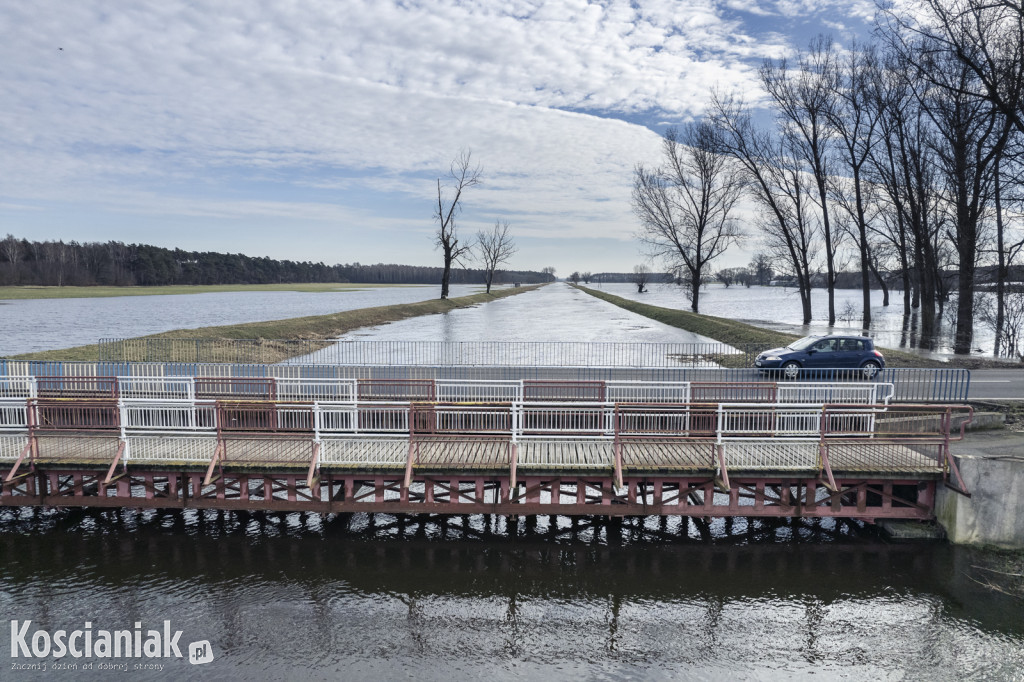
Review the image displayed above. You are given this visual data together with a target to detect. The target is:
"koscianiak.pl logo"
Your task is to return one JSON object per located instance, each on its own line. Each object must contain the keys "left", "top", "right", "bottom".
{"left": 10, "top": 620, "right": 214, "bottom": 671}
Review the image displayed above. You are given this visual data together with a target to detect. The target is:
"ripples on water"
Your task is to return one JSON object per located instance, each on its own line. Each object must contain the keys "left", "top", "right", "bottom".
{"left": 2, "top": 507, "right": 1022, "bottom": 680}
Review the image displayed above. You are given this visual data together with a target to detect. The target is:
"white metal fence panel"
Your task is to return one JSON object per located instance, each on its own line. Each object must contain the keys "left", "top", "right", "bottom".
{"left": 519, "top": 403, "right": 612, "bottom": 437}
{"left": 117, "top": 376, "right": 195, "bottom": 400}
{"left": 120, "top": 400, "right": 216, "bottom": 432}
{"left": 276, "top": 378, "right": 357, "bottom": 402}
{"left": 605, "top": 381, "right": 691, "bottom": 403}
{"left": 777, "top": 383, "right": 894, "bottom": 405}
{"left": 0, "top": 376, "right": 36, "bottom": 398}
{"left": 0, "top": 434, "right": 29, "bottom": 460}
{"left": 435, "top": 380, "right": 522, "bottom": 403}
{"left": 127, "top": 436, "right": 218, "bottom": 462}
{"left": 0, "top": 399, "right": 29, "bottom": 431}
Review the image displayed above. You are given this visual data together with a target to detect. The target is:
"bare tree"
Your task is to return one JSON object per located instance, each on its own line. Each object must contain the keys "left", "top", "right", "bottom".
{"left": 434, "top": 150, "right": 482, "bottom": 299}
{"left": 632, "top": 122, "right": 745, "bottom": 313}
{"left": 827, "top": 41, "right": 883, "bottom": 327}
{"left": 476, "top": 219, "right": 517, "bottom": 293}
{"left": 632, "top": 264, "right": 651, "bottom": 293}
{"left": 761, "top": 36, "right": 842, "bottom": 324}
{"left": 749, "top": 252, "right": 774, "bottom": 286}
{"left": 568, "top": 271, "right": 581, "bottom": 284}
{"left": 711, "top": 94, "right": 820, "bottom": 323}
{"left": 541, "top": 266, "right": 556, "bottom": 281}
{"left": 881, "top": 0, "right": 1024, "bottom": 136}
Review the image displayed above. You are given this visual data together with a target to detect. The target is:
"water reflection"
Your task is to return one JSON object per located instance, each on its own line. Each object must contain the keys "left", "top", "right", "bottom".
{"left": 2, "top": 508, "right": 1021, "bottom": 680}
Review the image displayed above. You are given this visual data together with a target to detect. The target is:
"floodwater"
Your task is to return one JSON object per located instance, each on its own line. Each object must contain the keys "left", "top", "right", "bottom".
{"left": 0, "top": 284, "right": 485, "bottom": 356}
{"left": 595, "top": 282, "right": 999, "bottom": 358}
{"left": 2, "top": 509, "right": 1022, "bottom": 680}
{"left": 288, "top": 283, "right": 723, "bottom": 365}
{"left": 2, "top": 280, "right": 1001, "bottom": 358}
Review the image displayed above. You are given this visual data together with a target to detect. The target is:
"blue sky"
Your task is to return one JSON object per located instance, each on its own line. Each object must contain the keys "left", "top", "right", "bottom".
{"left": 0, "top": 1, "right": 877, "bottom": 276}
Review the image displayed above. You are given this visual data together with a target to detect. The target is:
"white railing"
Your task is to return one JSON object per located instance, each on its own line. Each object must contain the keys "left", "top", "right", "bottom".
{"left": 8, "top": 397, "right": 892, "bottom": 443}
{"left": 119, "top": 399, "right": 216, "bottom": 434}
{"left": 117, "top": 376, "right": 195, "bottom": 400}
{"left": 0, "top": 376, "right": 36, "bottom": 398}
{"left": 435, "top": 379, "right": 522, "bottom": 403}
{"left": 605, "top": 381, "right": 691, "bottom": 403}
{"left": 276, "top": 378, "right": 358, "bottom": 402}
{"left": 0, "top": 399, "right": 30, "bottom": 431}
{"left": 776, "top": 382, "right": 894, "bottom": 405}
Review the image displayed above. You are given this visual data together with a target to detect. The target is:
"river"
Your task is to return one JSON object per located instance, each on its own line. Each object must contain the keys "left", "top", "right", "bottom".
{"left": 2, "top": 508, "right": 1021, "bottom": 680}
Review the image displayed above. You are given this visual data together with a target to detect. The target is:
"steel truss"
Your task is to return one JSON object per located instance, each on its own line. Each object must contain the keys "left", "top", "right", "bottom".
{"left": 1, "top": 469, "right": 935, "bottom": 521}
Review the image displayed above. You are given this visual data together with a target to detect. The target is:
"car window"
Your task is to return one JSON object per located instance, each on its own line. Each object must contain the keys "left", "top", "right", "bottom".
{"left": 788, "top": 336, "right": 820, "bottom": 351}
{"left": 814, "top": 339, "right": 835, "bottom": 352}
{"left": 844, "top": 339, "right": 864, "bottom": 352}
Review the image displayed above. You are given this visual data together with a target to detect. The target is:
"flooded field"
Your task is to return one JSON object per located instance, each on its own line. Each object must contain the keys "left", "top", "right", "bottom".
{"left": 2, "top": 508, "right": 1022, "bottom": 680}
{"left": 0, "top": 284, "right": 485, "bottom": 356}
{"left": 596, "top": 282, "right": 998, "bottom": 358}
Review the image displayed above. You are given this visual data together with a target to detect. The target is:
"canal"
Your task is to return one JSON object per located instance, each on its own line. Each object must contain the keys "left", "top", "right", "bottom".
{"left": 2, "top": 509, "right": 1022, "bottom": 679}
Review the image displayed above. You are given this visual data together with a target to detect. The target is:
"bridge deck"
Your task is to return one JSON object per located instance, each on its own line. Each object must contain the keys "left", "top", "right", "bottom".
{"left": 11, "top": 433, "right": 944, "bottom": 478}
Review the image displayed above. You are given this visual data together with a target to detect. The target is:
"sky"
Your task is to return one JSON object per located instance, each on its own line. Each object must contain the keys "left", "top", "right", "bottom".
{"left": 0, "top": 1, "right": 878, "bottom": 277}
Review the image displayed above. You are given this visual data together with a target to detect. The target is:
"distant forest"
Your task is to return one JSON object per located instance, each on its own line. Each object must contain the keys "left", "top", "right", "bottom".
{"left": 0, "top": 236, "right": 555, "bottom": 287}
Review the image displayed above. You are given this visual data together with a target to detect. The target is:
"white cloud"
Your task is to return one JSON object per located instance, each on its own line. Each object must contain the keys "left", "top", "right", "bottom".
{"left": 0, "top": 0, "right": 875, "bottom": 272}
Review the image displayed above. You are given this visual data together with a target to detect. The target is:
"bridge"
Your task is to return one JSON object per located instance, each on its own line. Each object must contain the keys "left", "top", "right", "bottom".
{"left": 1, "top": 366, "right": 973, "bottom": 521}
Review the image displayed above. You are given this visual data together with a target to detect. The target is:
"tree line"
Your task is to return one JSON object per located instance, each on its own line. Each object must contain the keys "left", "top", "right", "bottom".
{"left": 632, "top": 0, "right": 1024, "bottom": 357}
{"left": 0, "top": 235, "right": 554, "bottom": 288}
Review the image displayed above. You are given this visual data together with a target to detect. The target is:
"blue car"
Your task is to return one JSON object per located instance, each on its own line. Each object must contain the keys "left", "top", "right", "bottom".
{"left": 754, "top": 334, "right": 885, "bottom": 380}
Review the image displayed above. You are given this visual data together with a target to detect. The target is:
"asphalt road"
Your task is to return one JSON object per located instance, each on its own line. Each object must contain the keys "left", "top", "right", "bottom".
{"left": 967, "top": 369, "right": 1024, "bottom": 400}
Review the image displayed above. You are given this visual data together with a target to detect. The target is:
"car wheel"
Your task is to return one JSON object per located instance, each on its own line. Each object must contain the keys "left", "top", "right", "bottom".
{"left": 781, "top": 361, "right": 801, "bottom": 380}
{"left": 860, "top": 361, "right": 880, "bottom": 380}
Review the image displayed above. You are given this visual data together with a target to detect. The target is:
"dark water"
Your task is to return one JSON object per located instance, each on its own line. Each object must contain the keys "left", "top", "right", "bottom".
{"left": 2, "top": 508, "right": 1022, "bottom": 680}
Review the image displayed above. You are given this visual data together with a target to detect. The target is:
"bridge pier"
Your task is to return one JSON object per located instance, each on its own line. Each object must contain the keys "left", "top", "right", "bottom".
{"left": 937, "top": 452, "right": 1024, "bottom": 549}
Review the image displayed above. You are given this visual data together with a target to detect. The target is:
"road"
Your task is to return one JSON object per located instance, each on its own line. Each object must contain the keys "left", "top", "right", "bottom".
{"left": 968, "top": 369, "right": 1024, "bottom": 400}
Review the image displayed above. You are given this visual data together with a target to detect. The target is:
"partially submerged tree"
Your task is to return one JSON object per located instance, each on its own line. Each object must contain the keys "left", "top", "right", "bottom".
{"left": 632, "top": 264, "right": 651, "bottom": 293}
{"left": 712, "top": 94, "right": 819, "bottom": 323}
{"left": 761, "top": 36, "right": 842, "bottom": 324}
{"left": 476, "top": 219, "right": 517, "bottom": 293}
{"left": 632, "top": 122, "right": 745, "bottom": 312}
{"left": 434, "top": 150, "right": 482, "bottom": 299}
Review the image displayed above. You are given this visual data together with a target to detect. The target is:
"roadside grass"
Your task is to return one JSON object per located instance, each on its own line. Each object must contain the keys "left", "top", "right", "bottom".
{"left": 0, "top": 282, "right": 419, "bottom": 300}
{"left": 575, "top": 285, "right": 955, "bottom": 369}
{"left": 10, "top": 284, "right": 544, "bottom": 363}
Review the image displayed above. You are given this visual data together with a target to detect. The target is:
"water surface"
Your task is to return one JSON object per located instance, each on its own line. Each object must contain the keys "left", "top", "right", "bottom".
{"left": 2, "top": 509, "right": 1021, "bottom": 680}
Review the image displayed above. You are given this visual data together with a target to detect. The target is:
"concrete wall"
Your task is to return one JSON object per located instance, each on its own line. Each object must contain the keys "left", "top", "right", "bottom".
{"left": 936, "top": 455, "right": 1024, "bottom": 549}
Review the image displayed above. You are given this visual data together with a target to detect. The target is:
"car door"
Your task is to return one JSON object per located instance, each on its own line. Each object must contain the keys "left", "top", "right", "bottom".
{"left": 806, "top": 338, "right": 838, "bottom": 369}
{"left": 835, "top": 338, "right": 863, "bottom": 368}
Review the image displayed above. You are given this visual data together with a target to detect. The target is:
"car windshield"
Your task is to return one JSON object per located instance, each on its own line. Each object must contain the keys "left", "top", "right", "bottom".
{"left": 787, "top": 336, "right": 822, "bottom": 351}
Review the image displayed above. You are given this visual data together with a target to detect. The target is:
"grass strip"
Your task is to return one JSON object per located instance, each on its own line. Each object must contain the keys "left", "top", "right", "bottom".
{"left": 575, "top": 285, "right": 955, "bottom": 368}
{"left": 10, "top": 284, "right": 544, "bottom": 363}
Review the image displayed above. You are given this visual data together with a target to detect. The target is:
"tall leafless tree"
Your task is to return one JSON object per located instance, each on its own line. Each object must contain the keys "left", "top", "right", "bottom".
{"left": 476, "top": 219, "right": 517, "bottom": 293}
{"left": 632, "top": 122, "right": 745, "bottom": 313}
{"left": 434, "top": 150, "right": 482, "bottom": 300}
{"left": 826, "top": 41, "right": 883, "bottom": 327}
{"left": 761, "top": 36, "right": 841, "bottom": 324}
{"left": 867, "top": 51, "right": 947, "bottom": 346}
{"left": 711, "top": 94, "right": 819, "bottom": 323}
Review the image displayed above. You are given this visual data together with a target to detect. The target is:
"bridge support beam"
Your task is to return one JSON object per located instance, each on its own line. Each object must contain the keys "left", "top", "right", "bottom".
{"left": 0, "top": 468, "right": 938, "bottom": 521}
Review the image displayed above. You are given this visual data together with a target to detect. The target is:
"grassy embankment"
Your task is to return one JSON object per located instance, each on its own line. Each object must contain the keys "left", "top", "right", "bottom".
{"left": 0, "top": 282, "right": 414, "bottom": 300}
{"left": 575, "top": 285, "right": 955, "bottom": 369}
{"left": 11, "top": 284, "right": 544, "bottom": 363}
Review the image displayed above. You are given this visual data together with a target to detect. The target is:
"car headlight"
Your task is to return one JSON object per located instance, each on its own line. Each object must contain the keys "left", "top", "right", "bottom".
{"left": 764, "top": 355, "right": 780, "bottom": 361}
